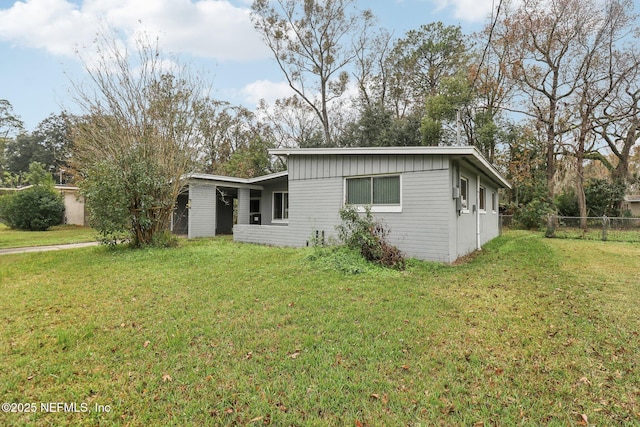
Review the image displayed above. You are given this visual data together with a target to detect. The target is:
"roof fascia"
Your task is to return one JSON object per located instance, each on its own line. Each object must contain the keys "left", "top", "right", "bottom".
{"left": 269, "top": 147, "right": 511, "bottom": 189}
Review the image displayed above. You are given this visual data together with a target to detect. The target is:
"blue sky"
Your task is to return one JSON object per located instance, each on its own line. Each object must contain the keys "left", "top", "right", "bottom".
{"left": 0, "top": 0, "right": 495, "bottom": 131}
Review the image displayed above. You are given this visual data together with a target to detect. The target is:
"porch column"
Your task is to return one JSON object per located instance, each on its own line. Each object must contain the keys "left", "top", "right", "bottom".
{"left": 237, "top": 187, "right": 250, "bottom": 225}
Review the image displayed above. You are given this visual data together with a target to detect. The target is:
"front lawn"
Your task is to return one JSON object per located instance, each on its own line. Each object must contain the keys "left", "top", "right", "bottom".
{"left": 0, "top": 223, "right": 97, "bottom": 249}
{"left": 1, "top": 232, "right": 638, "bottom": 426}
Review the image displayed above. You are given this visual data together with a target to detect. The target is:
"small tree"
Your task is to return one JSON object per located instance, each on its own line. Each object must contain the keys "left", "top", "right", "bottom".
{"left": 513, "top": 198, "right": 555, "bottom": 230}
{"left": 71, "top": 33, "right": 207, "bottom": 247}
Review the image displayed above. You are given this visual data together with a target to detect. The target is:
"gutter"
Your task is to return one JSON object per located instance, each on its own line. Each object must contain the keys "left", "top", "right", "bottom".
{"left": 476, "top": 174, "right": 481, "bottom": 251}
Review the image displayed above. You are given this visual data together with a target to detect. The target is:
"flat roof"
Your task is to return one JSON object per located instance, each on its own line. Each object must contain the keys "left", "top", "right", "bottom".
{"left": 0, "top": 185, "right": 80, "bottom": 191}
{"left": 189, "top": 170, "right": 287, "bottom": 183}
{"left": 186, "top": 170, "right": 288, "bottom": 189}
{"left": 269, "top": 146, "right": 511, "bottom": 189}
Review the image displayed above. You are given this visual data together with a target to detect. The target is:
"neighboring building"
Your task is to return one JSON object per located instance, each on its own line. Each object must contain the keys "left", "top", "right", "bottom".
{"left": 0, "top": 185, "right": 87, "bottom": 226}
{"left": 174, "top": 147, "right": 511, "bottom": 263}
{"left": 56, "top": 186, "right": 88, "bottom": 226}
{"left": 622, "top": 195, "right": 640, "bottom": 217}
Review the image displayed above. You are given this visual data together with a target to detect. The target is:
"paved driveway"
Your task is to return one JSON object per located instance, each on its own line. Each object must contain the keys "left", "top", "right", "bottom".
{"left": 0, "top": 242, "right": 100, "bottom": 255}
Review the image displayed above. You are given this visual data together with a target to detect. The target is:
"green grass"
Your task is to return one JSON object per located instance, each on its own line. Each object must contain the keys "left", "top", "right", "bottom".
{"left": 551, "top": 226, "right": 640, "bottom": 243}
{"left": 0, "top": 223, "right": 98, "bottom": 249}
{"left": 1, "top": 232, "right": 639, "bottom": 426}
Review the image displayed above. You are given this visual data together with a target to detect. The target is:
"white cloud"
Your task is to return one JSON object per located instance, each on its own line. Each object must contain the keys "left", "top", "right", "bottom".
{"left": 0, "top": 0, "right": 270, "bottom": 61}
{"left": 433, "top": 0, "right": 495, "bottom": 22}
{"left": 0, "top": 0, "right": 98, "bottom": 55}
{"left": 241, "top": 79, "right": 292, "bottom": 105}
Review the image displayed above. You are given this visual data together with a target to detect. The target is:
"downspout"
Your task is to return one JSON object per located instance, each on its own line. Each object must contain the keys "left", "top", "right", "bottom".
{"left": 476, "top": 174, "right": 481, "bottom": 251}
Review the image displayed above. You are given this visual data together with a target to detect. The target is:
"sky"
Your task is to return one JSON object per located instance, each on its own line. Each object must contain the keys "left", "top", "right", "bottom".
{"left": 0, "top": 0, "right": 497, "bottom": 131}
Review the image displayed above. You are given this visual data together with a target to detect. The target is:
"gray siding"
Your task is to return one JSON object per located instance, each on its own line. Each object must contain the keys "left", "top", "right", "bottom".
{"left": 456, "top": 170, "right": 478, "bottom": 258}
{"left": 287, "top": 177, "right": 344, "bottom": 246}
{"left": 289, "top": 154, "right": 448, "bottom": 180}
{"left": 233, "top": 224, "right": 294, "bottom": 246}
{"left": 189, "top": 183, "right": 216, "bottom": 238}
{"left": 480, "top": 185, "right": 500, "bottom": 245}
{"left": 237, "top": 188, "right": 250, "bottom": 225}
{"left": 454, "top": 166, "right": 502, "bottom": 259}
{"left": 231, "top": 152, "right": 503, "bottom": 263}
{"left": 260, "top": 180, "right": 289, "bottom": 226}
{"left": 287, "top": 156, "right": 455, "bottom": 262}
{"left": 378, "top": 170, "right": 452, "bottom": 262}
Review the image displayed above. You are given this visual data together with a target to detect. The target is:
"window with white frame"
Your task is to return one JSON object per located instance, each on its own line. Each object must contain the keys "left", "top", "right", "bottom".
{"left": 273, "top": 192, "right": 288, "bottom": 221}
{"left": 491, "top": 192, "right": 497, "bottom": 213}
{"left": 460, "top": 177, "right": 469, "bottom": 212}
{"left": 346, "top": 175, "right": 401, "bottom": 210}
{"left": 479, "top": 186, "right": 486, "bottom": 212}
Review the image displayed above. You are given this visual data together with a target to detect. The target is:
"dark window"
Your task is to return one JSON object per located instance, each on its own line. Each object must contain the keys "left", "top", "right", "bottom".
{"left": 460, "top": 177, "right": 469, "bottom": 211}
{"left": 273, "top": 192, "right": 288, "bottom": 220}
{"left": 250, "top": 199, "right": 260, "bottom": 214}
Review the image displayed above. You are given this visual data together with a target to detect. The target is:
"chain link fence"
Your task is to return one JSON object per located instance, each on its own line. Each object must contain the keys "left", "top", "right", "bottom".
{"left": 546, "top": 216, "right": 640, "bottom": 242}
{"left": 500, "top": 215, "right": 640, "bottom": 242}
{"left": 499, "top": 214, "right": 640, "bottom": 242}
{"left": 499, "top": 215, "right": 513, "bottom": 235}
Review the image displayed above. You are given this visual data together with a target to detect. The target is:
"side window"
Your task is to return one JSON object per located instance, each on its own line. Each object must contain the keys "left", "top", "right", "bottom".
{"left": 460, "top": 177, "right": 469, "bottom": 212}
{"left": 479, "top": 186, "right": 486, "bottom": 212}
{"left": 346, "top": 175, "right": 401, "bottom": 206}
{"left": 346, "top": 177, "right": 371, "bottom": 204}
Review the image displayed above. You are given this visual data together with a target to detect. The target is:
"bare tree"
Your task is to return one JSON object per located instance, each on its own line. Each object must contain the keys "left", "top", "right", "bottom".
{"left": 71, "top": 33, "right": 208, "bottom": 246}
{"left": 351, "top": 28, "right": 393, "bottom": 109}
{"left": 251, "top": 0, "right": 375, "bottom": 145}
{"left": 257, "top": 96, "right": 325, "bottom": 148}
{"left": 594, "top": 50, "right": 640, "bottom": 188}
{"left": 566, "top": 0, "right": 640, "bottom": 224}
{"left": 499, "top": 0, "right": 597, "bottom": 198}
{"left": 470, "top": 8, "right": 517, "bottom": 162}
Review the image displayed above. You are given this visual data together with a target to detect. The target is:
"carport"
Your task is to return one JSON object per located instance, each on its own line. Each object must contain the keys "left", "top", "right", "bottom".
{"left": 171, "top": 172, "right": 287, "bottom": 239}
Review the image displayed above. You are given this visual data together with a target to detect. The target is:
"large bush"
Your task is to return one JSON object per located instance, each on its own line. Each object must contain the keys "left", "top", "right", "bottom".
{"left": 80, "top": 158, "right": 180, "bottom": 247}
{"left": 585, "top": 178, "right": 625, "bottom": 217}
{"left": 513, "top": 198, "right": 555, "bottom": 230}
{"left": 336, "top": 205, "right": 405, "bottom": 270}
{"left": 555, "top": 188, "right": 579, "bottom": 217}
{"left": 0, "top": 186, "right": 64, "bottom": 231}
{"left": 80, "top": 159, "right": 133, "bottom": 245}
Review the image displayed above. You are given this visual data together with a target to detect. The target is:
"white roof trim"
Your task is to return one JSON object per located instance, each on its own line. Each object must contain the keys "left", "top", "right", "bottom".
{"left": 187, "top": 173, "right": 250, "bottom": 184}
{"left": 0, "top": 185, "right": 80, "bottom": 191}
{"left": 270, "top": 146, "right": 481, "bottom": 156}
{"left": 247, "top": 170, "right": 289, "bottom": 183}
{"left": 185, "top": 170, "right": 288, "bottom": 185}
{"left": 269, "top": 146, "right": 511, "bottom": 189}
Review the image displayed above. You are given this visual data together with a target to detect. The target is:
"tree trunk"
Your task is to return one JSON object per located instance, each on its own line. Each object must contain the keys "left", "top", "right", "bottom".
{"left": 576, "top": 166, "right": 588, "bottom": 229}
{"left": 546, "top": 90, "right": 558, "bottom": 200}
{"left": 576, "top": 117, "right": 589, "bottom": 229}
